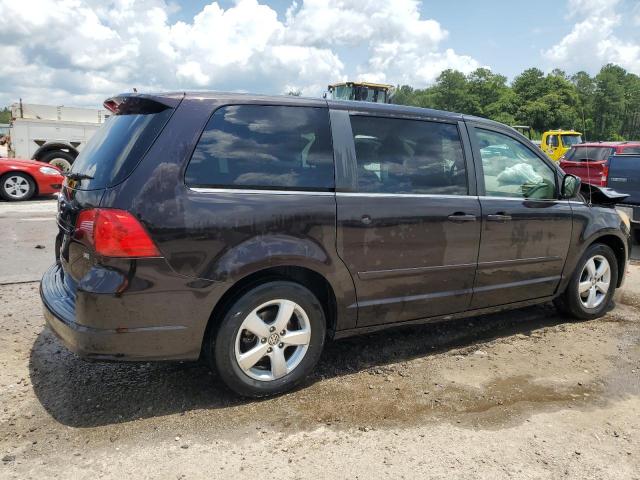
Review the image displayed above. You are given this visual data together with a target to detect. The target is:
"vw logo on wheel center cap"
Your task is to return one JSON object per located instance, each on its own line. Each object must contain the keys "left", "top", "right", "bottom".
{"left": 268, "top": 333, "right": 280, "bottom": 346}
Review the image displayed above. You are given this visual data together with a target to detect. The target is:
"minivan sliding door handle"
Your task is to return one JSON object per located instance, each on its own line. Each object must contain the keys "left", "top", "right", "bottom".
{"left": 447, "top": 213, "right": 477, "bottom": 222}
{"left": 487, "top": 213, "right": 512, "bottom": 222}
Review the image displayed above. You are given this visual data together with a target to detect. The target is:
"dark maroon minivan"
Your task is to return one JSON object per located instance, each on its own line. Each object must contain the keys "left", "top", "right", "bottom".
{"left": 41, "top": 92, "right": 631, "bottom": 396}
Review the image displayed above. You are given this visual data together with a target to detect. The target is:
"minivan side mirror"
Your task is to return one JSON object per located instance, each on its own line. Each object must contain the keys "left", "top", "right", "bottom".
{"left": 561, "top": 173, "right": 581, "bottom": 198}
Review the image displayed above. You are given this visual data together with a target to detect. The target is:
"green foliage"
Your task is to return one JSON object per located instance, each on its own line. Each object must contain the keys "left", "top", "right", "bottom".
{"left": 0, "top": 107, "right": 10, "bottom": 124}
{"left": 391, "top": 64, "right": 640, "bottom": 141}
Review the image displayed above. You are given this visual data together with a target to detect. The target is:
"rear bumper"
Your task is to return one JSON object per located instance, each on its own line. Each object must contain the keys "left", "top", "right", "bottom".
{"left": 40, "top": 262, "right": 210, "bottom": 361}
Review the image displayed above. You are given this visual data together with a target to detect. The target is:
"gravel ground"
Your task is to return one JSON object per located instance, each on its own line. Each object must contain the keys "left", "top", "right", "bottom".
{"left": 1, "top": 272, "right": 639, "bottom": 479}
{"left": 0, "top": 198, "right": 639, "bottom": 479}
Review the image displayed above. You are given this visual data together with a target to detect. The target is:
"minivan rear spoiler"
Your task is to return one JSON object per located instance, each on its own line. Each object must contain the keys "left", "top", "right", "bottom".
{"left": 104, "top": 93, "right": 184, "bottom": 115}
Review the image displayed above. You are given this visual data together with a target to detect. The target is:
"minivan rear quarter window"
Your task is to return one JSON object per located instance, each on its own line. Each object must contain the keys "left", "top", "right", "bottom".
{"left": 185, "top": 105, "right": 334, "bottom": 191}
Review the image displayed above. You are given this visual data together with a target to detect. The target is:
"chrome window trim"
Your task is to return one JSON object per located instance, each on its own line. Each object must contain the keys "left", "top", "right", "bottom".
{"left": 189, "top": 188, "right": 577, "bottom": 202}
{"left": 339, "top": 193, "right": 565, "bottom": 201}
{"left": 189, "top": 187, "right": 334, "bottom": 196}
{"left": 336, "top": 192, "right": 472, "bottom": 199}
{"left": 478, "top": 195, "right": 567, "bottom": 202}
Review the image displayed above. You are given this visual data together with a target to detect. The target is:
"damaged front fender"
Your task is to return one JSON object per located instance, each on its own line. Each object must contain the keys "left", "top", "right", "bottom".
{"left": 580, "top": 183, "right": 629, "bottom": 206}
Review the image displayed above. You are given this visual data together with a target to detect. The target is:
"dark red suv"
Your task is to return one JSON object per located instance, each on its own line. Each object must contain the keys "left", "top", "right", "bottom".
{"left": 559, "top": 142, "right": 640, "bottom": 186}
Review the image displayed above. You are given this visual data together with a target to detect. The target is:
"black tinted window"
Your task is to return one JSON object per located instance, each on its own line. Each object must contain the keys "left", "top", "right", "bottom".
{"left": 185, "top": 105, "right": 334, "bottom": 190}
{"left": 70, "top": 108, "right": 173, "bottom": 189}
{"left": 350, "top": 115, "right": 467, "bottom": 195}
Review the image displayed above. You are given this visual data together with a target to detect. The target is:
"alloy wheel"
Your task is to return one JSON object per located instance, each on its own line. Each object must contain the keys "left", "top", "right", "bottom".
{"left": 234, "top": 299, "right": 311, "bottom": 381}
{"left": 578, "top": 255, "right": 611, "bottom": 309}
{"left": 3, "top": 175, "right": 31, "bottom": 199}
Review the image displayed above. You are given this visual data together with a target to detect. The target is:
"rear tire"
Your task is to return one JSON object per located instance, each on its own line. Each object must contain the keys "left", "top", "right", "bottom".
{"left": 554, "top": 243, "right": 618, "bottom": 320}
{"left": 40, "top": 150, "right": 75, "bottom": 172}
{"left": 210, "top": 281, "right": 326, "bottom": 397}
{"left": 0, "top": 172, "right": 36, "bottom": 201}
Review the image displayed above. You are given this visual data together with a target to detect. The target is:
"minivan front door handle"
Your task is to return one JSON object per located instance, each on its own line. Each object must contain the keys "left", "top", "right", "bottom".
{"left": 447, "top": 213, "right": 477, "bottom": 223}
{"left": 487, "top": 213, "right": 512, "bottom": 222}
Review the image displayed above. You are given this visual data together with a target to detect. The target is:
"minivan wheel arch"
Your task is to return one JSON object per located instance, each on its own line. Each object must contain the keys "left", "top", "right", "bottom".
{"left": 200, "top": 266, "right": 337, "bottom": 360}
{"left": 585, "top": 234, "right": 626, "bottom": 288}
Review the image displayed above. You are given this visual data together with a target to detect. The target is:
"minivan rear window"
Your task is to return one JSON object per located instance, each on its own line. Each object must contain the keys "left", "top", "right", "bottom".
{"left": 185, "top": 105, "right": 334, "bottom": 191}
{"left": 564, "top": 146, "right": 614, "bottom": 162}
{"left": 70, "top": 107, "right": 173, "bottom": 189}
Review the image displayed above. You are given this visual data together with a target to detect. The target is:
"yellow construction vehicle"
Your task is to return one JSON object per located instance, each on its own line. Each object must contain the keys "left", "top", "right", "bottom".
{"left": 327, "top": 82, "right": 393, "bottom": 103}
{"left": 512, "top": 126, "right": 582, "bottom": 161}
{"left": 540, "top": 129, "right": 583, "bottom": 161}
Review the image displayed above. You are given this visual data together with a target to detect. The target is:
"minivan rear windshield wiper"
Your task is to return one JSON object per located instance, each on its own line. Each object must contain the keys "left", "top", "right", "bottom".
{"left": 63, "top": 172, "right": 94, "bottom": 181}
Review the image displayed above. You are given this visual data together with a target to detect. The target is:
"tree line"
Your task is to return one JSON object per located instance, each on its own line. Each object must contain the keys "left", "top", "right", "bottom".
{"left": 391, "top": 64, "right": 640, "bottom": 141}
{"left": 0, "top": 107, "right": 10, "bottom": 124}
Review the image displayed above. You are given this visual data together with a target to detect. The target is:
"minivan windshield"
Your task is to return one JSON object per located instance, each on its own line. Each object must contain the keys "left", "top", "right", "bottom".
{"left": 70, "top": 108, "right": 173, "bottom": 189}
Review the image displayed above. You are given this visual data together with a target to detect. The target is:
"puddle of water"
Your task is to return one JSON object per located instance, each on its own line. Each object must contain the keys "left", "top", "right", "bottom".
{"left": 215, "top": 374, "right": 601, "bottom": 435}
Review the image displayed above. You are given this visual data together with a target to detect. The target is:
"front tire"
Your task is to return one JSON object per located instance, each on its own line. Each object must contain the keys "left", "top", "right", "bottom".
{"left": 554, "top": 243, "right": 618, "bottom": 320}
{"left": 211, "top": 281, "right": 326, "bottom": 397}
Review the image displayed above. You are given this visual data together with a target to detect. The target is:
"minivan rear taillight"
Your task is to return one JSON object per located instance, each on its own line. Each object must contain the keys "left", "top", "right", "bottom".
{"left": 75, "top": 209, "right": 161, "bottom": 257}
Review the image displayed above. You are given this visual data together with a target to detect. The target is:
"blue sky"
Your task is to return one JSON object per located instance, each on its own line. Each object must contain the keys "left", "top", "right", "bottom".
{"left": 1, "top": 0, "right": 640, "bottom": 106}
{"left": 168, "top": 0, "right": 640, "bottom": 79}
{"left": 426, "top": 0, "right": 640, "bottom": 78}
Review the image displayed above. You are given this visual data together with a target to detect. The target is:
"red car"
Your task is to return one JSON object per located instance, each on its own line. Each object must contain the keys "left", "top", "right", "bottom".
{"left": 559, "top": 141, "right": 640, "bottom": 186}
{"left": 0, "top": 157, "right": 64, "bottom": 201}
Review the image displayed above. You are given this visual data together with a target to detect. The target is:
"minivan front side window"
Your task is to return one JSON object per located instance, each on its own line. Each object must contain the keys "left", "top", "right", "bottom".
{"left": 349, "top": 115, "right": 467, "bottom": 195}
{"left": 185, "top": 105, "right": 334, "bottom": 191}
{"left": 476, "top": 129, "right": 557, "bottom": 200}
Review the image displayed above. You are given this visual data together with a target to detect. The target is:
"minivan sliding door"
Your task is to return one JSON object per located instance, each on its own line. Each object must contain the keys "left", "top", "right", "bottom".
{"left": 331, "top": 110, "right": 481, "bottom": 327}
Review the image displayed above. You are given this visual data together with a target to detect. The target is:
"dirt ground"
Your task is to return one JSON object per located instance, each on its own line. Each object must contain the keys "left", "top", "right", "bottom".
{"left": 0, "top": 262, "right": 638, "bottom": 479}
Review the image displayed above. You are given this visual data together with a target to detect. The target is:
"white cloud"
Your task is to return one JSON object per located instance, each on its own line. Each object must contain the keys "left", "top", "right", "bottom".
{"left": 0, "top": 0, "right": 478, "bottom": 107}
{"left": 543, "top": 0, "right": 640, "bottom": 74}
{"left": 284, "top": 0, "right": 478, "bottom": 85}
{"left": 567, "top": 0, "right": 619, "bottom": 16}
